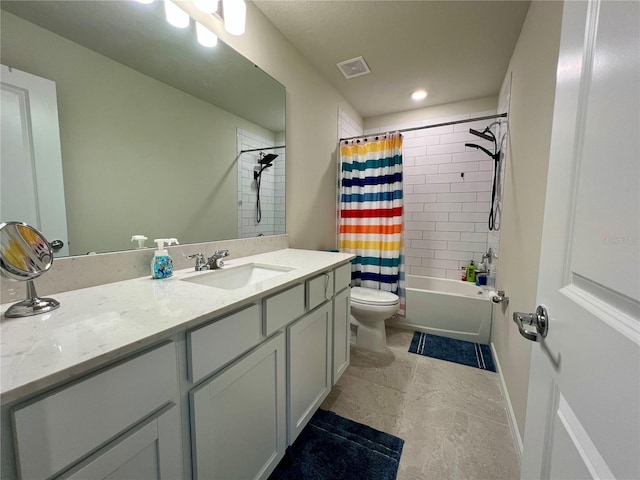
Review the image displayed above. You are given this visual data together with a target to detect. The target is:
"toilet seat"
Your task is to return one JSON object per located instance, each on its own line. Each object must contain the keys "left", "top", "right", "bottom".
{"left": 351, "top": 287, "right": 399, "bottom": 306}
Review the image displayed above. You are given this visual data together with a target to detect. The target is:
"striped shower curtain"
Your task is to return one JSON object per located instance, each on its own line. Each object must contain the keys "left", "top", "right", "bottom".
{"left": 339, "top": 132, "right": 405, "bottom": 314}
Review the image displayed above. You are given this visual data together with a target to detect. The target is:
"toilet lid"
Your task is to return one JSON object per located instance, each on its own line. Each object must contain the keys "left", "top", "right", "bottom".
{"left": 351, "top": 287, "right": 399, "bottom": 306}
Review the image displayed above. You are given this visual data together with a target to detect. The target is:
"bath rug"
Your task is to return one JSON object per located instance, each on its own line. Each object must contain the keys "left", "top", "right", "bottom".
{"left": 408, "top": 331, "right": 496, "bottom": 372}
{"left": 269, "top": 409, "right": 404, "bottom": 480}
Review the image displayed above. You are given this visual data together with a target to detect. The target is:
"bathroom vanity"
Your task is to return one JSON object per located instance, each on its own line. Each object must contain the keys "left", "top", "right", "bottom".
{"left": 0, "top": 249, "right": 354, "bottom": 480}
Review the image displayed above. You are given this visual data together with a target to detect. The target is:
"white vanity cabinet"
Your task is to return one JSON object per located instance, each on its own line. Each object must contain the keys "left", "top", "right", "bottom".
{"left": 332, "top": 287, "right": 351, "bottom": 383}
{"left": 332, "top": 262, "right": 352, "bottom": 384}
{"left": 61, "top": 404, "right": 182, "bottom": 480}
{"left": 190, "top": 333, "right": 286, "bottom": 480}
{"left": 287, "top": 302, "right": 332, "bottom": 442}
{"left": 1, "top": 254, "right": 355, "bottom": 480}
{"left": 10, "top": 342, "right": 181, "bottom": 480}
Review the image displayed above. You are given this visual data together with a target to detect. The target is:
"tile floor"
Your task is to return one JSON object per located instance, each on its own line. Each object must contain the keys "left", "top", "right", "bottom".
{"left": 320, "top": 327, "right": 521, "bottom": 480}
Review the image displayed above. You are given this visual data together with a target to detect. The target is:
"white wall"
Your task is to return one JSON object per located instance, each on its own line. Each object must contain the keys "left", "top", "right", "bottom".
{"left": 491, "top": 0, "right": 563, "bottom": 443}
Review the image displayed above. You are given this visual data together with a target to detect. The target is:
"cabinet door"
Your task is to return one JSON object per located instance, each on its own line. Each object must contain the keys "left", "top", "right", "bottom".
{"left": 332, "top": 288, "right": 351, "bottom": 384}
{"left": 288, "top": 303, "right": 332, "bottom": 443}
{"left": 63, "top": 404, "right": 182, "bottom": 480}
{"left": 190, "top": 333, "right": 286, "bottom": 480}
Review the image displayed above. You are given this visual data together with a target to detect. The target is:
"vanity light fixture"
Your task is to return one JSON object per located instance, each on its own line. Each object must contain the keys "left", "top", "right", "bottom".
{"left": 194, "top": 0, "right": 219, "bottom": 14}
{"left": 411, "top": 89, "right": 428, "bottom": 101}
{"left": 196, "top": 21, "right": 218, "bottom": 47}
{"left": 154, "top": 0, "right": 246, "bottom": 46}
{"left": 222, "top": 0, "right": 246, "bottom": 36}
{"left": 164, "top": 0, "right": 190, "bottom": 28}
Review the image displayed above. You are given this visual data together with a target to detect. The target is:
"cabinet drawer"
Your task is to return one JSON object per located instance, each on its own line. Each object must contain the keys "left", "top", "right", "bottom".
{"left": 188, "top": 303, "right": 262, "bottom": 384}
{"left": 264, "top": 284, "right": 305, "bottom": 336}
{"left": 306, "top": 271, "right": 333, "bottom": 311}
{"left": 334, "top": 263, "right": 352, "bottom": 294}
{"left": 13, "top": 342, "right": 178, "bottom": 480}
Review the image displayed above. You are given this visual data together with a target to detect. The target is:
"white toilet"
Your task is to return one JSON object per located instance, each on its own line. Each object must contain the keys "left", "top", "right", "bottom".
{"left": 350, "top": 287, "right": 400, "bottom": 352}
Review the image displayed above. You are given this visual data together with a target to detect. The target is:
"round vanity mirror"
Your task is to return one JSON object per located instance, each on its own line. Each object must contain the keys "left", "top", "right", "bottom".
{"left": 0, "top": 221, "right": 60, "bottom": 317}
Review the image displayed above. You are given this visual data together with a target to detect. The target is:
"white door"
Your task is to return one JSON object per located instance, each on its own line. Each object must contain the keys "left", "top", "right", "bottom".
{"left": 520, "top": 1, "right": 639, "bottom": 479}
{"left": 1, "top": 64, "right": 69, "bottom": 256}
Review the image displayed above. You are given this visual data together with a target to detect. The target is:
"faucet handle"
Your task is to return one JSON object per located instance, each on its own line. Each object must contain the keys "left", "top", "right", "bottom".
{"left": 188, "top": 253, "right": 209, "bottom": 271}
{"left": 214, "top": 249, "right": 229, "bottom": 257}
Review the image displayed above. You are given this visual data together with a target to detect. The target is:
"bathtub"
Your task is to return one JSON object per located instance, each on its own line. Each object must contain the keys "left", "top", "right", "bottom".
{"left": 390, "top": 275, "right": 492, "bottom": 344}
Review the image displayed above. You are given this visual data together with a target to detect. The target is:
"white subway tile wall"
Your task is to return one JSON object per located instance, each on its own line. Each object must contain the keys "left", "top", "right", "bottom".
{"left": 237, "top": 129, "right": 285, "bottom": 238}
{"left": 338, "top": 108, "right": 364, "bottom": 141}
{"left": 366, "top": 111, "right": 500, "bottom": 281}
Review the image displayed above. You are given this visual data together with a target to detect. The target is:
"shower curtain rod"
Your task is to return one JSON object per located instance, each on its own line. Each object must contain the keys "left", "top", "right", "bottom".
{"left": 339, "top": 112, "right": 507, "bottom": 142}
{"left": 240, "top": 145, "right": 286, "bottom": 154}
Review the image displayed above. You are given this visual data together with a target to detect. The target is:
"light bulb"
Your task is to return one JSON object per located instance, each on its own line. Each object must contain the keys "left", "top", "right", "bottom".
{"left": 411, "top": 89, "right": 428, "bottom": 101}
{"left": 194, "top": 0, "right": 219, "bottom": 14}
{"left": 223, "top": 0, "right": 246, "bottom": 36}
{"left": 164, "top": 0, "right": 190, "bottom": 28}
{"left": 196, "top": 22, "right": 218, "bottom": 47}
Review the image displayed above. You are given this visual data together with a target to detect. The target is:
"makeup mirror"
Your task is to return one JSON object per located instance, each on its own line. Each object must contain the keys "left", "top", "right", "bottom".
{"left": 0, "top": 222, "right": 60, "bottom": 317}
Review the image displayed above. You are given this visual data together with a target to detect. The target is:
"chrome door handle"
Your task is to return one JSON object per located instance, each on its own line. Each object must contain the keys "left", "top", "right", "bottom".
{"left": 513, "top": 305, "right": 549, "bottom": 342}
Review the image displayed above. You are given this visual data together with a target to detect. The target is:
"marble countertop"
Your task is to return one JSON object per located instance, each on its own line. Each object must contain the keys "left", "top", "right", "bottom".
{"left": 0, "top": 249, "right": 354, "bottom": 405}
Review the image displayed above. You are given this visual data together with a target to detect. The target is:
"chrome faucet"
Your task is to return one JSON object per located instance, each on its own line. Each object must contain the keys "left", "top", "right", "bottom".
{"left": 187, "top": 250, "right": 229, "bottom": 271}
{"left": 188, "top": 253, "right": 209, "bottom": 271}
{"left": 209, "top": 249, "right": 229, "bottom": 269}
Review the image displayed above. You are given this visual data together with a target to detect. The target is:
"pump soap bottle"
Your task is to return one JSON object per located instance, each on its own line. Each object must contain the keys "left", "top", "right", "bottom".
{"left": 466, "top": 260, "right": 476, "bottom": 283}
{"left": 151, "top": 238, "right": 179, "bottom": 279}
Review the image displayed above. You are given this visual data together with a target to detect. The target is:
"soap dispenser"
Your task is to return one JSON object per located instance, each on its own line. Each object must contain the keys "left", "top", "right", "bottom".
{"left": 131, "top": 235, "right": 148, "bottom": 249}
{"left": 151, "top": 238, "right": 179, "bottom": 279}
{"left": 466, "top": 260, "right": 476, "bottom": 283}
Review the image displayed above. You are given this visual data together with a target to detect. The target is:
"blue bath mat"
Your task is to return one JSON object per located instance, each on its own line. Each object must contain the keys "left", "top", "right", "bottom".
{"left": 409, "top": 332, "right": 496, "bottom": 372}
{"left": 269, "top": 409, "right": 404, "bottom": 480}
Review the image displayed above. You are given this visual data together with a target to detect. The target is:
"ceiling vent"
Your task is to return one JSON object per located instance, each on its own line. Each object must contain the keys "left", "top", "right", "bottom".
{"left": 336, "top": 56, "right": 371, "bottom": 79}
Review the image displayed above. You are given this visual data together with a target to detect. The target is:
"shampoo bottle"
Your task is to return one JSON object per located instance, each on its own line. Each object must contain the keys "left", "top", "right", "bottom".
{"left": 466, "top": 260, "right": 476, "bottom": 283}
{"left": 151, "top": 238, "right": 179, "bottom": 279}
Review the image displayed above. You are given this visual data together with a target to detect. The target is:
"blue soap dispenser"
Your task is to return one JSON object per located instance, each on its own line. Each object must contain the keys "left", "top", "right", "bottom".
{"left": 151, "top": 238, "right": 179, "bottom": 279}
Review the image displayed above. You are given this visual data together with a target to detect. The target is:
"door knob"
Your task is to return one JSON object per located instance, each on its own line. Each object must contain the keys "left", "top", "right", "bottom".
{"left": 513, "top": 305, "right": 549, "bottom": 342}
{"left": 50, "top": 239, "right": 64, "bottom": 251}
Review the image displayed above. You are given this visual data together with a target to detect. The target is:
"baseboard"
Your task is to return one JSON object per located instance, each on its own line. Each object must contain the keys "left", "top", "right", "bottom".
{"left": 490, "top": 342, "right": 524, "bottom": 462}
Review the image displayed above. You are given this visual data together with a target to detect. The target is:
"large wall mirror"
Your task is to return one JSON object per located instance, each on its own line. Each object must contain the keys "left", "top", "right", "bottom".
{"left": 0, "top": 0, "right": 286, "bottom": 257}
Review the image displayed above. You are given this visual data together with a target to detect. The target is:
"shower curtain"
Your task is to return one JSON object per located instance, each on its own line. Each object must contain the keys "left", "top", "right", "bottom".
{"left": 339, "top": 132, "right": 405, "bottom": 314}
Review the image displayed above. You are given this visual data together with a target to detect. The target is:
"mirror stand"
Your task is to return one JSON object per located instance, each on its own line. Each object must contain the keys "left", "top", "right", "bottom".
{"left": 1, "top": 221, "right": 61, "bottom": 318}
{"left": 5, "top": 280, "right": 60, "bottom": 318}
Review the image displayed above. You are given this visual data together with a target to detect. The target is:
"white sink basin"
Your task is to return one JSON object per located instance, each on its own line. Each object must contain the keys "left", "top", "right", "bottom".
{"left": 181, "top": 263, "right": 294, "bottom": 290}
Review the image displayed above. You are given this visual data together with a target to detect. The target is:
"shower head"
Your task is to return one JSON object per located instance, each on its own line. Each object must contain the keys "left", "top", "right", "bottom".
{"left": 469, "top": 128, "right": 495, "bottom": 142}
{"left": 258, "top": 153, "right": 278, "bottom": 165}
{"left": 465, "top": 143, "right": 500, "bottom": 161}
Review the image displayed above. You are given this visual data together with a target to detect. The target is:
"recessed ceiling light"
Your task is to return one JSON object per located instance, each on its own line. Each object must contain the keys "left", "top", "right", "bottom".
{"left": 411, "top": 89, "right": 428, "bottom": 101}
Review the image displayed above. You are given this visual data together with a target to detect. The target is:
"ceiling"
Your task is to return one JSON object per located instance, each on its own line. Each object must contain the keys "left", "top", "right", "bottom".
{"left": 255, "top": 0, "right": 531, "bottom": 119}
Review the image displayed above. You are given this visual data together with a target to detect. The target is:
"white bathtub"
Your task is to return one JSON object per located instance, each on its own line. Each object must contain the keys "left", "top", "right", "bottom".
{"left": 390, "top": 275, "right": 492, "bottom": 344}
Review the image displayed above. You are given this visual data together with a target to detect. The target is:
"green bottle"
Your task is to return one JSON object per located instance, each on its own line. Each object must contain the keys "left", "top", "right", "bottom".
{"left": 466, "top": 261, "right": 476, "bottom": 283}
